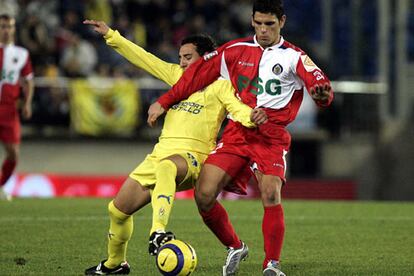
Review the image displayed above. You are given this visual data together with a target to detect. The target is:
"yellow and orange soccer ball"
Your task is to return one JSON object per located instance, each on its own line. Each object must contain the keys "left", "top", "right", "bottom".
{"left": 156, "top": 239, "right": 197, "bottom": 276}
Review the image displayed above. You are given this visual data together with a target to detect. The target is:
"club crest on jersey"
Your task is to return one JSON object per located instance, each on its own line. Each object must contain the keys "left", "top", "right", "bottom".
{"left": 186, "top": 153, "right": 198, "bottom": 167}
{"left": 272, "top": 63, "right": 283, "bottom": 75}
{"left": 203, "top": 50, "right": 218, "bottom": 61}
{"left": 300, "top": 55, "right": 320, "bottom": 72}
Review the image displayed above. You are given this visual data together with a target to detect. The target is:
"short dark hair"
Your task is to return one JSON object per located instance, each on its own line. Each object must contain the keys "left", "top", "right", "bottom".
{"left": 0, "top": 14, "right": 14, "bottom": 21}
{"left": 252, "top": 0, "right": 285, "bottom": 19}
{"left": 181, "top": 34, "right": 217, "bottom": 56}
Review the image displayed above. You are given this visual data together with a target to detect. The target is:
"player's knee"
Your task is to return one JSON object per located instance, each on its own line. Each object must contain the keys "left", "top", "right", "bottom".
{"left": 262, "top": 192, "right": 280, "bottom": 205}
{"left": 156, "top": 159, "right": 178, "bottom": 184}
{"left": 157, "top": 159, "right": 177, "bottom": 174}
{"left": 194, "top": 189, "right": 215, "bottom": 212}
{"left": 261, "top": 180, "right": 282, "bottom": 205}
{"left": 5, "top": 148, "right": 18, "bottom": 161}
{"left": 108, "top": 200, "right": 130, "bottom": 223}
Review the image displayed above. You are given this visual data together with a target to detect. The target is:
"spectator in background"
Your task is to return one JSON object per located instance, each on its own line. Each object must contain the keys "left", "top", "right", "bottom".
{"left": 0, "top": 0, "right": 19, "bottom": 18}
{"left": 60, "top": 31, "right": 97, "bottom": 77}
{"left": 55, "top": 10, "right": 85, "bottom": 57}
{"left": 84, "top": 0, "right": 113, "bottom": 26}
{"left": 113, "top": 16, "right": 134, "bottom": 42}
{"left": 171, "top": 0, "right": 188, "bottom": 27}
{"left": 191, "top": 0, "right": 219, "bottom": 23}
{"left": 216, "top": 13, "right": 239, "bottom": 44}
{"left": 188, "top": 14, "right": 209, "bottom": 35}
{"left": 25, "top": 0, "right": 59, "bottom": 30}
{"left": 155, "top": 40, "right": 177, "bottom": 63}
{"left": 0, "top": 14, "right": 34, "bottom": 200}
{"left": 131, "top": 17, "right": 147, "bottom": 48}
{"left": 229, "top": 0, "right": 253, "bottom": 31}
{"left": 113, "top": 15, "right": 147, "bottom": 48}
{"left": 19, "top": 13, "right": 54, "bottom": 74}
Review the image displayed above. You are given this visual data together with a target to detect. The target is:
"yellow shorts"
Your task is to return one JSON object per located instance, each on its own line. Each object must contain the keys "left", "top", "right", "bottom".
{"left": 129, "top": 144, "right": 207, "bottom": 192}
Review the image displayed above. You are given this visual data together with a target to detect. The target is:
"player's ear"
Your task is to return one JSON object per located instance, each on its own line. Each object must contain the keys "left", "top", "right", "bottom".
{"left": 279, "top": 15, "right": 287, "bottom": 29}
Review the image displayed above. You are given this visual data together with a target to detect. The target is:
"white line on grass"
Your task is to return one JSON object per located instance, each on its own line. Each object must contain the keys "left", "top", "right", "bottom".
{"left": 0, "top": 215, "right": 413, "bottom": 222}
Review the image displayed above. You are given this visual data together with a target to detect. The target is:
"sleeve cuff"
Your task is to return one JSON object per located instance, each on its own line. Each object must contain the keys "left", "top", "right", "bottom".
{"left": 158, "top": 99, "right": 170, "bottom": 111}
{"left": 103, "top": 28, "right": 115, "bottom": 40}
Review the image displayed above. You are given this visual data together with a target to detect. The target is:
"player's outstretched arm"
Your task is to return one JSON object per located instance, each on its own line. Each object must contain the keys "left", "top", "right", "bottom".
{"left": 296, "top": 54, "right": 334, "bottom": 107}
{"left": 158, "top": 50, "right": 222, "bottom": 110}
{"left": 83, "top": 19, "right": 109, "bottom": 36}
{"left": 84, "top": 19, "right": 181, "bottom": 85}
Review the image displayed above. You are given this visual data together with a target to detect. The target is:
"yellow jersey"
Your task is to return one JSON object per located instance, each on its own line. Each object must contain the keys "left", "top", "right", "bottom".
{"left": 105, "top": 29, "right": 254, "bottom": 155}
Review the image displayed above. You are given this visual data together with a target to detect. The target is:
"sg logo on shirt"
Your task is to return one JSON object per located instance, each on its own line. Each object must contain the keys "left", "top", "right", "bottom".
{"left": 237, "top": 75, "right": 282, "bottom": 96}
{"left": 1, "top": 69, "right": 16, "bottom": 83}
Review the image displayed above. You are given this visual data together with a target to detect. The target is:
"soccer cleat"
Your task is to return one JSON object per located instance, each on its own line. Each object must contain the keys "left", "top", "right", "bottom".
{"left": 84, "top": 260, "right": 130, "bottom": 275}
{"left": 263, "top": 260, "right": 286, "bottom": 276}
{"left": 148, "top": 230, "right": 176, "bottom": 256}
{"left": 222, "top": 241, "right": 249, "bottom": 276}
{"left": 0, "top": 187, "right": 12, "bottom": 201}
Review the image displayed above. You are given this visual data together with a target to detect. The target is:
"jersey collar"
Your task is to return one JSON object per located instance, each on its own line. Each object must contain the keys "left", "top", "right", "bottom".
{"left": 253, "top": 35, "right": 285, "bottom": 50}
{"left": 0, "top": 42, "right": 14, "bottom": 47}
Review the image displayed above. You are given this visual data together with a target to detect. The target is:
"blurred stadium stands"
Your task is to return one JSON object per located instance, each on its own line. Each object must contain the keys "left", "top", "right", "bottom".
{"left": 1, "top": 0, "right": 413, "bottom": 200}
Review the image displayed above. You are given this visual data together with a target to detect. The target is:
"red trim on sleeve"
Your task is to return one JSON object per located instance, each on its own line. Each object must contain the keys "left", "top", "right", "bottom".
{"left": 21, "top": 54, "right": 33, "bottom": 78}
{"left": 0, "top": 47, "right": 3, "bottom": 79}
{"left": 296, "top": 56, "right": 333, "bottom": 107}
{"left": 157, "top": 50, "right": 222, "bottom": 109}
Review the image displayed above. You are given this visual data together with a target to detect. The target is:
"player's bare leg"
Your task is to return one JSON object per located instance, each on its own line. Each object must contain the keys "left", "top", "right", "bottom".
{"left": 195, "top": 164, "right": 230, "bottom": 212}
{"left": 107, "top": 178, "right": 151, "bottom": 268}
{"left": 258, "top": 175, "right": 282, "bottom": 207}
{"left": 148, "top": 154, "right": 188, "bottom": 255}
{"left": 113, "top": 177, "right": 151, "bottom": 215}
{"left": 0, "top": 143, "right": 19, "bottom": 201}
{"left": 258, "top": 175, "right": 286, "bottom": 276}
{"left": 85, "top": 178, "right": 150, "bottom": 275}
{"left": 195, "top": 164, "right": 248, "bottom": 276}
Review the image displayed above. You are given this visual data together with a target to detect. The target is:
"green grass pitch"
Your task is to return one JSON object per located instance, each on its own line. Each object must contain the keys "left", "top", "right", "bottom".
{"left": 1, "top": 198, "right": 413, "bottom": 275}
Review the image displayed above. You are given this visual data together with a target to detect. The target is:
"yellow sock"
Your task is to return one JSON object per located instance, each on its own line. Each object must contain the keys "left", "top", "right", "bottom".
{"left": 104, "top": 200, "right": 133, "bottom": 269}
{"left": 150, "top": 159, "right": 177, "bottom": 234}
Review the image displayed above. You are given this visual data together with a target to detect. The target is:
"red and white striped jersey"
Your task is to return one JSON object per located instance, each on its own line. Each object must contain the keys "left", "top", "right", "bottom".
{"left": 0, "top": 44, "right": 33, "bottom": 105}
{"left": 0, "top": 44, "right": 33, "bottom": 125}
{"left": 158, "top": 36, "right": 333, "bottom": 128}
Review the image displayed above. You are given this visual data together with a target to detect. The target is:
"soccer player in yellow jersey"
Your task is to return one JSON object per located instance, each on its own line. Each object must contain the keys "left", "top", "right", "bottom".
{"left": 83, "top": 20, "right": 267, "bottom": 275}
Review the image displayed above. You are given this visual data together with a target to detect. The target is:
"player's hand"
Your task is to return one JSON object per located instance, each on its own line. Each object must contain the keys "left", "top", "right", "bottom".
{"left": 22, "top": 103, "right": 32, "bottom": 120}
{"left": 250, "top": 108, "right": 268, "bottom": 125}
{"left": 83, "top": 19, "right": 109, "bottom": 36}
{"left": 147, "top": 101, "right": 165, "bottom": 127}
{"left": 310, "top": 83, "right": 332, "bottom": 103}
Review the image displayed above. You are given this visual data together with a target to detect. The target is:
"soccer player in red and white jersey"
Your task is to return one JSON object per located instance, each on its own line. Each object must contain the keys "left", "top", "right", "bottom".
{"left": 148, "top": 1, "right": 333, "bottom": 275}
{"left": 0, "top": 14, "right": 34, "bottom": 200}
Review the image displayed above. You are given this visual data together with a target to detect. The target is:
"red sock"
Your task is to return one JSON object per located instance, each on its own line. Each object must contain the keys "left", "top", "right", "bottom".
{"left": 1, "top": 159, "right": 17, "bottom": 186}
{"left": 262, "top": 204, "right": 285, "bottom": 268}
{"left": 199, "top": 201, "right": 241, "bottom": 249}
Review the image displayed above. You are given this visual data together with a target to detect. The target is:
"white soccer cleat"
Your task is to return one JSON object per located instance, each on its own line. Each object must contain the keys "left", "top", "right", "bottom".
{"left": 263, "top": 260, "right": 286, "bottom": 276}
{"left": 84, "top": 260, "right": 130, "bottom": 275}
{"left": 0, "top": 187, "right": 12, "bottom": 201}
{"left": 222, "top": 241, "right": 248, "bottom": 276}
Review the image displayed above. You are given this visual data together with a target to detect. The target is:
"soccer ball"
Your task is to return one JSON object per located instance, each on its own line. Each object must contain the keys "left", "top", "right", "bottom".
{"left": 156, "top": 239, "right": 197, "bottom": 276}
